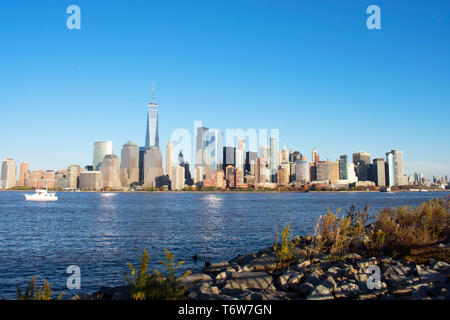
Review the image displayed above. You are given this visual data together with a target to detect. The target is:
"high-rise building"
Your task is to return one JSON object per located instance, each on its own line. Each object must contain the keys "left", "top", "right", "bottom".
{"left": 206, "top": 129, "right": 223, "bottom": 172}
{"left": 166, "top": 141, "right": 173, "bottom": 181}
{"left": 171, "top": 166, "right": 185, "bottom": 191}
{"left": 235, "top": 149, "right": 244, "bottom": 173}
{"left": 339, "top": 155, "right": 348, "bottom": 180}
{"left": 329, "top": 161, "right": 340, "bottom": 185}
{"left": 312, "top": 148, "right": 320, "bottom": 164}
{"left": 353, "top": 152, "right": 371, "bottom": 166}
{"left": 277, "top": 167, "right": 290, "bottom": 186}
{"left": 145, "top": 82, "right": 159, "bottom": 149}
{"left": 270, "top": 137, "right": 279, "bottom": 182}
{"left": 68, "top": 164, "right": 82, "bottom": 189}
{"left": 289, "top": 151, "right": 302, "bottom": 163}
{"left": 280, "top": 146, "right": 289, "bottom": 163}
{"left": 100, "top": 154, "right": 122, "bottom": 189}
{"left": 373, "top": 158, "right": 386, "bottom": 186}
{"left": 245, "top": 151, "right": 257, "bottom": 174}
{"left": 18, "top": 161, "right": 29, "bottom": 187}
{"left": 316, "top": 161, "right": 330, "bottom": 182}
{"left": 121, "top": 141, "right": 139, "bottom": 185}
{"left": 295, "top": 160, "right": 309, "bottom": 182}
{"left": 93, "top": 141, "right": 114, "bottom": 171}
{"left": 0, "top": 158, "right": 17, "bottom": 189}
{"left": 143, "top": 146, "right": 164, "bottom": 188}
{"left": 385, "top": 150, "right": 407, "bottom": 186}
{"left": 259, "top": 145, "right": 270, "bottom": 162}
{"left": 138, "top": 146, "right": 146, "bottom": 184}
{"left": 223, "top": 147, "right": 235, "bottom": 170}
{"left": 353, "top": 152, "right": 371, "bottom": 181}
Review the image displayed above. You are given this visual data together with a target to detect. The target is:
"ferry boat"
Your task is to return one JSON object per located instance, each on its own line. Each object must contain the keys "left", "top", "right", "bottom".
{"left": 24, "top": 189, "right": 58, "bottom": 201}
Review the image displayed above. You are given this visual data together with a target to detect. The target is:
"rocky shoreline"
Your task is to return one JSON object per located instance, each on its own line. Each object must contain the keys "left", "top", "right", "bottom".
{"left": 75, "top": 236, "right": 450, "bottom": 301}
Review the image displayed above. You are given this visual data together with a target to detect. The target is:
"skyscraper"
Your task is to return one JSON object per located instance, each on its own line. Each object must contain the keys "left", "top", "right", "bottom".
{"left": 19, "top": 161, "right": 29, "bottom": 187}
{"left": 0, "top": 158, "right": 17, "bottom": 189}
{"left": 100, "top": 154, "right": 122, "bottom": 189}
{"left": 270, "top": 137, "right": 279, "bottom": 182}
{"left": 339, "top": 155, "right": 348, "bottom": 180}
{"left": 144, "top": 146, "right": 164, "bottom": 188}
{"left": 195, "top": 126, "right": 209, "bottom": 167}
{"left": 373, "top": 158, "right": 386, "bottom": 186}
{"left": 206, "top": 129, "right": 223, "bottom": 172}
{"left": 121, "top": 141, "right": 139, "bottom": 184}
{"left": 145, "top": 82, "right": 159, "bottom": 149}
{"left": 295, "top": 160, "right": 309, "bottom": 182}
{"left": 223, "top": 147, "right": 235, "bottom": 170}
{"left": 171, "top": 165, "right": 185, "bottom": 191}
{"left": 385, "top": 150, "right": 407, "bottom": 186}
{"left": 166, "top": 141, "right": 173, "bottom": 181}
{"left": 93, "top": 141, "right": 114, "bottom": 171}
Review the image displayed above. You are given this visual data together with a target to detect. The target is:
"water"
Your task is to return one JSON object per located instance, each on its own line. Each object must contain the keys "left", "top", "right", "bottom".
{"left": 0, "top": 190, "right": 447, "bottom": 299}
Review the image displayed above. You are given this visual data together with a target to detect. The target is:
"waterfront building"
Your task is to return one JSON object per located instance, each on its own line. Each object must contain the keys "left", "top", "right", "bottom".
{"left": 329, "top": 161, "right": 340, "bottom": 185}
{"left": 40, "top": 170, "right": 55, "bottom": 189}
{"left": 347, "top": 163, "right": 358, "bottom": 183}
{"left": 309, "top": 163, "right": 317, "bottom": 181}
{"left": 206, "top": 129, "right": 223, "bottom": 172}
{"left": 277, "top": 167, "right": 290, "bottom": 186}
{"left": 138, "top": 146, "right": 146, "bottom": 185}
{"left": 55, "top": 170, "right": 70, "bottom": 189}
{"left": 121, "top": 141, "right": 139, "bottom": 185}
{"left": 295, "top": 160, "right": 309, "bottom": 182}
{"left": 270, "top": 137, "right": 279, "bottom": 182}
{"left": 171, "top": 165, "right": 185, "bottom": 191}
{"left": 339, "top": 155, "right": 348, "bottom": 180}
{"left": 373, "top": 158, "right": 386, "bottom": 186}
{"left": 67, "top": 164, "right": 81, "bottom": 189}
{"left": 0, "top": 158, "right": 17, "bottom": 189}
{"left": 100, "top": 154, "right": 122, "bottom": 190}
{"left": 145, "top": 82, "right": 159, "bottom": 149}
{"left": 79, "top": 171, "right": 103, "bottom": 191}
{"left": 144, "top": 146, "right": 164, "bottom": 188}
{"left": 385, "top": 150, "right": 408, "bottom": 186}
{"left": 235, "top": 149, "right": 245, "bottom": 173}
{"left": 353, "top": 152, "right": 371, "bottom": 166}
{"left": 212, "top": 170, "right": 226, "bottom": 189}
{"left": 18, "top": 161, "right": 29, "bottom": 187}
{"left": 194, "top": 166, "right": 205, "bottom": 185}
{"left": 166, "top": 141, "right": 173, "bottom": 181}
{"left": 93, "top": 141, "right": 114, "bottom": 171}
{"left": 235, "top": 167, "right": 244, "bottom": 188}
{"left": 316, "top": 161, "right": 330, "bottom": 182}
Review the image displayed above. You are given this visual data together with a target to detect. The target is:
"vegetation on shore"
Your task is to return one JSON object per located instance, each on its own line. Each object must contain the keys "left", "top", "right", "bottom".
{"left": 16, "top": 276, "right": 65, "bottom": 300}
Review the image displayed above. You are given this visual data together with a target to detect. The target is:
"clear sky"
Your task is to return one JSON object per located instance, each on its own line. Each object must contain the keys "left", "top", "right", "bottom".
{"left": 0, "top": 0, "right": 449, "bottom": 179}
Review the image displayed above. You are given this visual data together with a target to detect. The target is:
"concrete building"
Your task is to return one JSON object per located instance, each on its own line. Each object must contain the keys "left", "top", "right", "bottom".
{"left": 194, "top": 166, "right": 205, "bottom": 185}
{"left": 373, "top": 158, "right": 386, "bottom": 186}
{"left": 166, "top": 141, "right": 173, "bottom": 181}
{"left": 329, "top": 161, "right": 340, "bottom": 185}
{"left": 212, "top": 170, "right": 226, "bottom": 189}
{"left": 277, "top": 167, "right": 290, "bottom": 186}
{"left": 93, "top": 141, "right": 114, "bottom": 171}
{"left": 339, "top": 155, "right": 348, "bottom": 180}
{"left": 100, "top": 154, "right": 122, "bottom": 190}
{"left": 55, "top": 170, "right": 70, "bottom": 189}
{"left": 1, "top": 158, "right": 17, "bottom": 189}
{"left": 295, "top": 160, "right": 309, "bottom": 182}
{"left": 79, "top": 171, "right": 103, "bottom": 191}
{"left": 67, "top": 164, "right": 82, "bottom": 189}
{"left": 312, "top": 148, "right": 320, "bottom": 164}
{"left": 386, "top": 150, "right": 408, "bottom": 186}
{"left": 171, "top": 165, "right": 185, "bottom": 191}
{"left": 18, "top": 161, "right": 29, "bottom": 187}
{"left": 121, "top": 141, "right": 139, "bottom": 185}
{"left": 245, "top": 151, "right": 257, "bottom": 175}
{"left": 143, "top": 146, "right": 164, "bottom": 188}
{"left": 235, "top": 149, "right": 245, "bottom": 173}
{"left": 353, "top": 152, "right": 371, "bottom": 166}
{"left": 316, "top": 161, "right": 330, "bottom": 182}
{"left": 139, "top": 146, "right": 146, "bottom": 185}
{"left": 223, "top": 147, "right": 235, "bottom": 171}
{"left": 259, "top": 145, "right": 270, "bottom": 162}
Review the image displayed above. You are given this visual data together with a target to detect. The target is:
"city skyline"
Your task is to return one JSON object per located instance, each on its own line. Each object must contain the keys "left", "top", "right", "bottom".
{"left": 1, "top": 1, "right": 449, "bottom": 178}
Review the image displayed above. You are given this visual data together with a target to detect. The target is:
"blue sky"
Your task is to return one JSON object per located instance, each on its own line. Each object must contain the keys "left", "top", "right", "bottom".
{"left": 0, "top": 0, "right": 449, "bottom": 178}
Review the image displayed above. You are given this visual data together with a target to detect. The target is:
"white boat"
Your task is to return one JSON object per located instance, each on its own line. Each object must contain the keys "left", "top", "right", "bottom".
{"left": 24, "top": 189, "right": 58, "bottom": 201}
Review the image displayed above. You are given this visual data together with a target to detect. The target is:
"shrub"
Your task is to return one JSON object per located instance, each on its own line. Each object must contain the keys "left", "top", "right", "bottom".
{"left": 273, "top": 225, "right": 297, "bottom": 268}
{"left": 126, "top": 249, "right": 191, "bottom": 300}
{"left": 16, "top": 276, "right": 65, "bottom": 300}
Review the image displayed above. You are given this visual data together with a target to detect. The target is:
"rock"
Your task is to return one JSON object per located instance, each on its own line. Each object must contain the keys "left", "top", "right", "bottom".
{"left": 321, "top": 275, "right": 338, "bottom": 291}
{"left": 357, "top": 293, "right": 378, "bottom": 300}
{"left": 334, "top": 282, "right": 360, "bottom": 299}
{"left": 383, "top": 265, "right": 412, "bottom": 285}
{"left": 204, "top": 262, "right": 229, "bottom": 274}
{"left": 326, "top": 266, "right": 342, "bottom": 277}
{"left": 295, "top": 259, "right": 311, "bottom": 271}
{"left": 178, "top": 273, "right": 212, "bottom": 287}
{"left": 260, "top": 289, "right": 289, "bottom": 300}
{"left": 356, "top": 257, "right": 379, "bottom": 273}
{"left": 345, "top": 253, "right": 363, "bottom": 261}
{"left": 297, "top": 282, "right": 314, "bottom": 296}
{"left": 241, "top": 255, "right": 277, "bottom": 272}
{"left": 94, "top": 286, "right": 129, "bottom": 300}
{"left": 276, "top": 270, "right": 304, "bottom": 291}
{"left": 305, "top": 268, "right": 326, "bottom": 286}
{"left": 229, "top": 253, "right": 257, "bottom": 266}
{"left": 215, "top": 271, "right": 229, "bottom": 282}
{"left": 222, "top": 272, "right": 273, "bottom": 291}
{"left": 417, "top": 265, "right": 447, "bottom": 284}
{"left": 306, "top": 285, "right": 334, "bottom": 300}
{"left": 429, "top": 260, "right": 450, "bottom": 274}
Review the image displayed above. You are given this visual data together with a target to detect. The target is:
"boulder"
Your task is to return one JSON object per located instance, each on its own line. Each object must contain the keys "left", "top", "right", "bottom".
{"left": 306, "top": 285, "right": 334, "bottom": 300}
{"left": 276, "top": 270, "right": 304, "bottom": 291}
{"left": 241, "top": 255, "right": 277, "bottom": 272}
{"left": 417, "top": 265, "right": 447, "bottom": 284}
{"left": 222, "top": 272, "right": 273, "bottom": 291}
{"left": 334, "top": 282, "right": 360, "bottom": 299}
{"left": 321, "top": 275, "right": 338, "bottom": 291}
{"left": 178, "top": 273, "right": 212, "bottom": 288}
{"left": 204, "top": 262, "right": 229, "bottom": 274}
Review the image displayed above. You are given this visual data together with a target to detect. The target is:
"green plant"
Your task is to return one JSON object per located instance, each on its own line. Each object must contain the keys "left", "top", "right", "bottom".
{"left": 126, "top": 249, "right": 191, "bottom": 300}
{"left": 16, "top": 276, "right": 65, "bottom": 300}
{"left": 273, "top": 225, "right": 297, "bottom": 268}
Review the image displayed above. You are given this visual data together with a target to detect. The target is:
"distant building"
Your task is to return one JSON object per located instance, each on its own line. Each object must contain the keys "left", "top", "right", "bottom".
{"left": 121, "top": 141, "right": 139, "bottom": 185}
{"left": 270, "top": 137, "right": 279, "bottom": 183}
{"left": 329, "top": 161, "right": 340, "bottom": 185}
{"left": 312, "top": 148, "right": 320, "bottom": 164}
{"left": 93, "top": 141, "right": 114, "bottom": 171}
{"left": 0, "top": 158, "right": 17, "bottom": 189}
{"left": 194, "top": 166, "right": 205, "bottom": 185}
{"left": 259, "top": 145, "right": 270, "bottom": 162}
{"left": 100, "top": 154, "right": 122, "bottom": 189}
{"left": 138, "top": 146, "right": 146, "bottom": 185}
{"left": 18, "top": 161, "right": 30, "bottom": 187}
{"left": 235, "top": 149, "right": 245, "bottom": 173}
{"left": 79, "top": 171, "right": 103, "bottom": 191}
{"left": 295, "top": 160, "right": 309, "bottom": 182}
{"left": 145, "top": 83, "right": 159, "bottom": 149}
{"left": 68, "top": 164, "right": 81, "bottom": 189}
{"left": 386, "top": 150, "right": 407, "bottom": 186}
{"left": 245, "top": 151, "right": 257, "bottom": 175}
{"left": 223, "top": 147, "right": 235, "bottom": 171}
{"left": 353, "top": 152, "right": 371, "bottom": 166}
{"left": 277, "top": 167, "right": 290, "bottom": 186}
{"left": 166, "top": 141, "right": 173, "bottom": 181}
{"left": 171, "top": 166, "right": 185, "bottom": 191}
{"left": 339, "top": 155, "right": 348, "bottom": 180}
{"left": 316, "top": 161, "right": 330, "bottom": 182}
{"left": 143, "top": 146, "right": 164, "bottom": 188}
{"left": 373, "top": 158, "right": 386, "bottom": 186}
